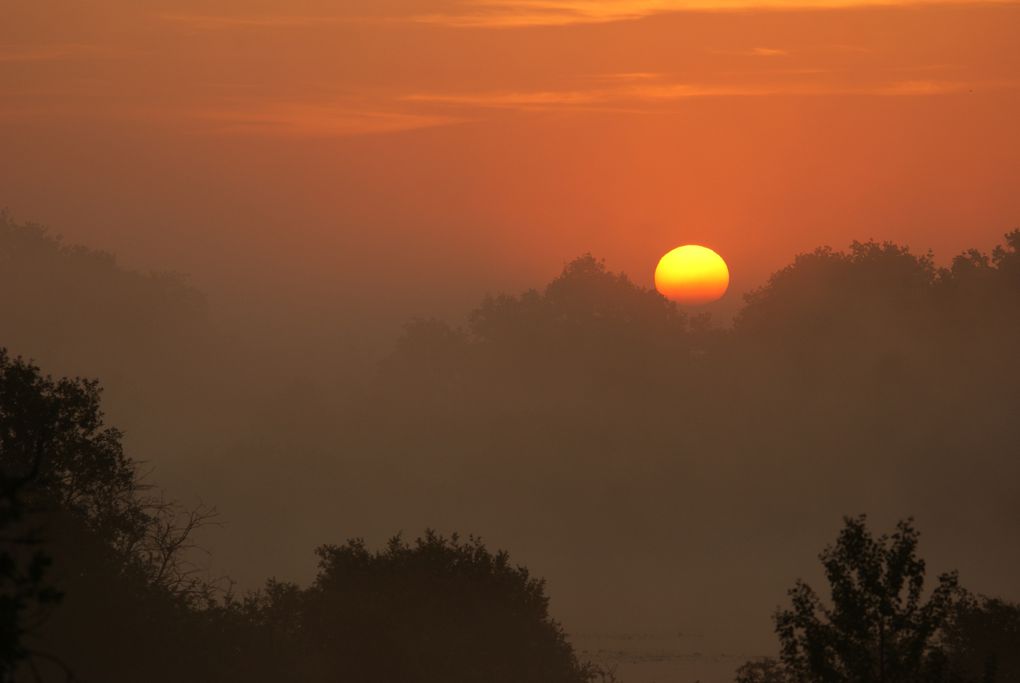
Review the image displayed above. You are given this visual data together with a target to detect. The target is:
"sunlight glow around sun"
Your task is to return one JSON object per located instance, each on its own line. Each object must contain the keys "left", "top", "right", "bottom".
{"left": 654, "top": 245, "right": 730, "bottom": 305}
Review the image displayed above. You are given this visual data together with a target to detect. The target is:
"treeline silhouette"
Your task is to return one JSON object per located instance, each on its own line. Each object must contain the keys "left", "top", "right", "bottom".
{"left": 2, "top": 213, "right": 1019, "bottom": 679}
{"left": 377, "top": 236, "right": 1020, "bottom": 433}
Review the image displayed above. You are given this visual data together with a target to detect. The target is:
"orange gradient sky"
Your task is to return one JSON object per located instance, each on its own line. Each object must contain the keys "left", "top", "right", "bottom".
{"left": 2, "top": 0, "right": 1019, "bottom": 328}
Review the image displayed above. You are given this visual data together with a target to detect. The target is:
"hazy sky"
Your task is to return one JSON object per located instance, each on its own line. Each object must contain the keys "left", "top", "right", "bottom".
{"left": 3, "top": 0, "right": 1019, "bottom": 324}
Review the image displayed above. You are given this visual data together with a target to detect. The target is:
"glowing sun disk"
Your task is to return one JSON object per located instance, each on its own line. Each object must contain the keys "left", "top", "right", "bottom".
{"left": 654, "top": 245, "right": 730, "bottom": 305}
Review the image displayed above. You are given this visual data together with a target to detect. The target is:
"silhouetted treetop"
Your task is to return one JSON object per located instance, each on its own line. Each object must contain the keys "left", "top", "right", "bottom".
{"left": 737, "top": 233, "right": 1020, "bottom": 340}
{"left": 774, "top": 515, "right": 962, "bottom": 683}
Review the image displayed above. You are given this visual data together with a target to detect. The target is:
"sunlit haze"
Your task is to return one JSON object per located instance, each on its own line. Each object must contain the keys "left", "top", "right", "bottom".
{"left": 2, "top": 2, "right": 1019, "bottom": 682}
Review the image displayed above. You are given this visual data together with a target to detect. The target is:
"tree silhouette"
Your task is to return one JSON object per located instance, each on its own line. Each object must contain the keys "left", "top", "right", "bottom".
{"left": 0, "top": 349, "right": 224, "bottom": 682}
{"left": 774, "top": 516, "right": 961, "bottom": 683}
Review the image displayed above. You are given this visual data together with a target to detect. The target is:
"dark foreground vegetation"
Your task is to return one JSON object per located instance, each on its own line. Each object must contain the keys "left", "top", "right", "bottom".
{"left": 1, "top": 356, "right": 1017, "bottom": 682}
{"left": 2, "top": 214, "right": 1019, "bottom": 681}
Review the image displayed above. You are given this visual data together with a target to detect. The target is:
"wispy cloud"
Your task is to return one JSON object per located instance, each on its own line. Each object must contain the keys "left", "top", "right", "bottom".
{"left": 417, "top": 0, "right": 1018, "bottom": 28}
{"left": 402, "top": 80, "right": 780, "bottom": 110}
{"left": 405, "top": 78, "right": 1013, "bottom": 111}
{"left": 158, "top": 14, "right": 356, "bottom": 29}
{"left": 190, "top": 102, "right": 465, "bottom": 137}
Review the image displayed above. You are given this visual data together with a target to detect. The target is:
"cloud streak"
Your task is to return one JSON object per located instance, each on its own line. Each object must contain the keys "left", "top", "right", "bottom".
{"left": 158, "top": 14, "right": 357, "bottom": 29}
{"left": 417, "top": 0, "right": 1019, "bottom": 27}
{"left": 405, "top": 78, "right": 1012, "bottom": 111}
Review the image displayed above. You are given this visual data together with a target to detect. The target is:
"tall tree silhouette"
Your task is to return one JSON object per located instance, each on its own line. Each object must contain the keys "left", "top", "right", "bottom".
{"left": 774, "top": 516, "right": 961, "bottom": 683}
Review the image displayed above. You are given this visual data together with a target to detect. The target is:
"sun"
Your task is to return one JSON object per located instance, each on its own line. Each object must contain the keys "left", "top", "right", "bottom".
{"left": 654, "top": 245, "right": 730, "bottom": 305}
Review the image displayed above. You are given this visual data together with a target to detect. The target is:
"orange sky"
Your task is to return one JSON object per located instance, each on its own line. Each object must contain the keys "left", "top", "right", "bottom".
{"left": 3, "top": 0, "right": 1019, "bottom": 327}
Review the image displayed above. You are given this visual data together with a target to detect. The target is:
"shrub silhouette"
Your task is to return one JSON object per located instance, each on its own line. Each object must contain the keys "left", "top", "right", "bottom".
{"left": 261, "top": 531, "right": 597, "bottom": 683}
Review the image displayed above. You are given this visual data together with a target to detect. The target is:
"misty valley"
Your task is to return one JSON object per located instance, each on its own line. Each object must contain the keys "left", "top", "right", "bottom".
{"left": 1, "top": 214, "right": 1018, "bottom": 682}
